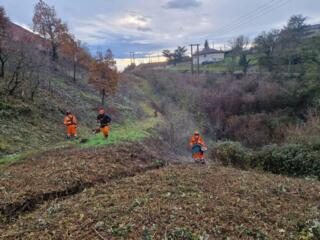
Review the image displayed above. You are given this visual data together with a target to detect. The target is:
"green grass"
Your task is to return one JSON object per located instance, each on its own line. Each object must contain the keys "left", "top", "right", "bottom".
{"left": 164, "top": 55, "right": 259, "bottom": 73}
{"left": 201, "top": 63, "right": 230, "bottom": 73}
{"left": 82, "top": 116, "right": 163, "bottom": 147}
{"left": 0, "top": 115, "right": 160, "bottom": 164}
{"left": 0, "top": 142, "right": 70, "bottom": 166}
{"left": 139, "top": 102, "right": 155, "bottom": 117}
{"left": 0, "top": 149, "right": 45, "bottom": 165}
{"left": 0, "top": 75, "right": 162, "bottom": 165}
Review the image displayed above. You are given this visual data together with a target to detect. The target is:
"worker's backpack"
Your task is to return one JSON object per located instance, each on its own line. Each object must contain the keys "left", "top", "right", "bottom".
{"left": 192, "top": 144, "right": 203, "bottom": 154}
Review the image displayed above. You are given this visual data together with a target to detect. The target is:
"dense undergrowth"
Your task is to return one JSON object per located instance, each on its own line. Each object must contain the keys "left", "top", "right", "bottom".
{"left": 131, "top": 60, "right": 320, "bottom": 178}
{"left": 211, "top": 141, "right": 320, "bottom": 180}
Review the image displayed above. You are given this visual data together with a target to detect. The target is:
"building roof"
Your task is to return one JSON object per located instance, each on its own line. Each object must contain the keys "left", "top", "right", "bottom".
{"left": 8, "top": 21, "right": 49, "bottom": 51}
{"left": 306, "top": 24, "right": 320, "bottom": 30}
{"left": 193, "top": 48, "right": 224, "bottom": 56}
{"left": 305, "top": 24, "right": 320, "bottom": 38}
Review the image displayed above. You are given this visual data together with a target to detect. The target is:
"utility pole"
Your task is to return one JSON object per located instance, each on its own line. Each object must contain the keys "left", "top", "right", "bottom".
{"left": 130, "top": 52, "right": 135, "bottom": 65}
{"left": 196, "top": 44, "right": 200, "bottom": 77}
{"left": 190, "top": 44, "right": 195, "bottom": 75}
{"left": 190, "top": 44, "right": 200, "bottom": 77}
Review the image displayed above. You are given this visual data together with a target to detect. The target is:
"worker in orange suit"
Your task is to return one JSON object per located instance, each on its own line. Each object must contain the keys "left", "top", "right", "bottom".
{"left": 63, "top": 110, "right": 78, "bottom": 140}
{"left": 96, "top": 108, "right": 112, "bottom": 138}
{"left": 189, "top": 131, "right": 207, "bottom": 164}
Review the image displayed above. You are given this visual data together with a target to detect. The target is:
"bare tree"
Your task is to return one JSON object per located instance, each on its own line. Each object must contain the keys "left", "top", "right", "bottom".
{"left": 0, "top": 6, "right": 9, "bottom": 78}
{"left": 89, "top": 50, "right": 119, "bottom": 105}
{"left": 204, "top": 40, "right": 210, "bottom": 50}
{"left": 3, "top": 38, "right": 48, "bottom": 100}
{"left": 229, "top": 35, "right": 250, "bottom": 54}
{"left": 228, "top": 35, "right": 250, "bottom": 72}
{"left": 254, "top": 30, "right": 280, "bottom": 72}
{"left": 32, "top": 0, "right": 68, "bottom": 60}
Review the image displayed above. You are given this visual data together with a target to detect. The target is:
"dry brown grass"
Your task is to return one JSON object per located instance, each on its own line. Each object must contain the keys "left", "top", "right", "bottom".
{"left": 0, "top": 143, "right": 164, "bottom": 223}
{"left": 1, "top": 163, "right": 319, "bottom": 239}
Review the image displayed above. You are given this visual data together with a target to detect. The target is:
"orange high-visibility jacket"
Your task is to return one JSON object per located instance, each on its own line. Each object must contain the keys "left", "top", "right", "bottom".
{"left": 189, "top": 135, "right": 205, "bottom": 147}
{"left": 64, "top": 114, "right": 77, "bottom": 126}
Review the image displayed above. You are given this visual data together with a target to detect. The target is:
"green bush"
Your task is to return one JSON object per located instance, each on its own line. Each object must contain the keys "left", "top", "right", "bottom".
{"left": 253, "top": 144, "right": 320, "bottom": 179}
{"left": 211, "top": 141, "right": 320, "bottom": 179}
{"left": 210, "top": 141, "right": 252, "bottom": 169}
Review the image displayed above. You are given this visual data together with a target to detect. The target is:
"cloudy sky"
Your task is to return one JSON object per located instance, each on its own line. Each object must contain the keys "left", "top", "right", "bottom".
{"left": 1, "top": 0, "right": 320, "bottom": 58}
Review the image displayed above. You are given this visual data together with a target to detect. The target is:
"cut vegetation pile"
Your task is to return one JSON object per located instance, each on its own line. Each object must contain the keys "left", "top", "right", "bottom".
{"left": 0, "top": 143, "right": 165, "bottom": 223}
{"left": 1, "top": 164, "right": 319, "bottom": 239}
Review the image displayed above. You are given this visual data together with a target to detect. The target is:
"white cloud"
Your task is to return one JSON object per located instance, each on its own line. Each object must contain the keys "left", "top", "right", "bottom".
{"left": 4, "top": 0, "right": 319, "bottom": 57}
{"left": 73, "top": 12, "right": 155, "bottom": 45}
{"left": 118, "top": 13, "right": 152, "bottom": 30}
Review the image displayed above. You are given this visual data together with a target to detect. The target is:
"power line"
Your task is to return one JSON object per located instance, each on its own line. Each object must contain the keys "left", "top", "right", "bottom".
{"left": 214, "top": 0, "right": 289, "bottom": 36}
{"left": 215, "top": 0, "right": 291, "bottom": 37}
{"left": 215, "top": 0, "right": 282, "bottom": 32}
{"left": 213, "top": 0, "right": 291, "bottom": 37}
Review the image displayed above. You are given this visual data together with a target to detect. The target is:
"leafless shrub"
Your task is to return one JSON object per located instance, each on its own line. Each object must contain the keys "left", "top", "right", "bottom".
{"left": 285, "top": 110, "right": 320, "bottom": 147}
{"left": 159, "top": 103, "right": 197, "bottom": 154}
{"left": 1, "top": 39, "right": 49, "bottom": 100}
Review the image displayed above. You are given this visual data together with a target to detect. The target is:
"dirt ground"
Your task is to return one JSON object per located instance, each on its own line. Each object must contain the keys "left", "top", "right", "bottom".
{"left": 0, "top": 152, "right": 319, "bottom": 239}
{"left": 0, "top": 143, "right": 165, "bottom": 224}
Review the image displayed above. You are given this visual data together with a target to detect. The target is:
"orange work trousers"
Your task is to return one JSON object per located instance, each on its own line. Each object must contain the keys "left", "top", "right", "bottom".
{"left": 192, "top": 152, "right": 204, "bottom": 160}
{"left": 101, "top": 126, "right": 109, "bottom": 138}
{"left": 67, "top": 125, "right": 77, "bottom": 137}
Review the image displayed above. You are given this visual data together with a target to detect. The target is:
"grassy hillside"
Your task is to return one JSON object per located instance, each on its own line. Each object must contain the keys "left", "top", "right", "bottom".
{"left": 163, "top": 55, "right": 258, "bottom": 73}
{"left": 0, "top": 75, "right": 99, "bottom": 157}
{"left": 0, "top": 72, "right": 165, "bottom": 163}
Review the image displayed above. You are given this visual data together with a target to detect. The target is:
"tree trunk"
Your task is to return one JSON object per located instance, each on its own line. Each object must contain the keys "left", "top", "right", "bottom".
{"left": 8, "top": 72, "right": 19, "bottom": 96}
{"left": 48, "top": 78, "right": 51, "bottom": 91}
{"left": 73, "top": 61, "right": 76, "bottom": 82}
{"left": 101, "top": 89, "right": 106, "bottom": 106}
{"left": 51, "top": 43, "right": 58, "bottom": 61}
{"left": 0, "top": 58, "right": 5, "bottom": 78}
{"left": 288, "top": 57, "right": 292, "bottom": 76}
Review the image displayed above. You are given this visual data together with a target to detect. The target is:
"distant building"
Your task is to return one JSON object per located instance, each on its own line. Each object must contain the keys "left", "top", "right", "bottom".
{"left": 305, "top": 24, "right": 320, "bottom": 38}
{"left": 193, "top": 47, "right": 225, "bottom": 65}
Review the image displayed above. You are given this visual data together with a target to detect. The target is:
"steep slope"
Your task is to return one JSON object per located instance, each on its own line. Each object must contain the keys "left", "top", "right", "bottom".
{"left": 0, "top": 75, "right": 101, "bottom": 157}
{"left": 0, "top": 21, "right": 102, "bottom": 158}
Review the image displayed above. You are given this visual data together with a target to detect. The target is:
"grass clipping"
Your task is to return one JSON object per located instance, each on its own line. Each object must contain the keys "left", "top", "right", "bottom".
{"left": 1, "top": 164, "right": 319, "bottom": 239}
